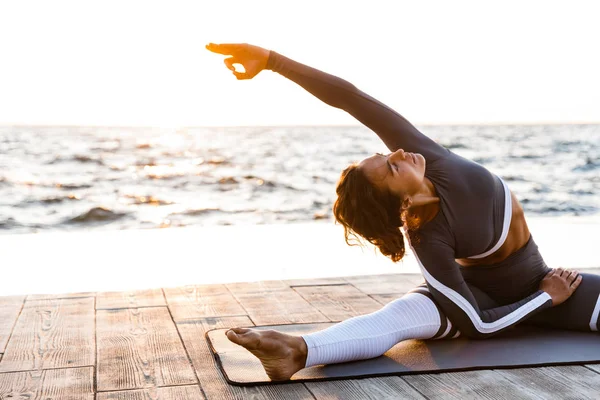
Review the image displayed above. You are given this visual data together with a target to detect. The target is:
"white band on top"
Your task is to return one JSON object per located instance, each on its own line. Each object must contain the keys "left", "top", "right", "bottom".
{"left": 468, "top": 177, "right": 512, "bottom": 259}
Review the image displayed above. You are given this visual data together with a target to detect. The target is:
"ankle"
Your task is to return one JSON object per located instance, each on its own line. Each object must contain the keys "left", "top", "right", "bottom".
{"left": 293, "top": 336, "right": 308, "bottom": 368}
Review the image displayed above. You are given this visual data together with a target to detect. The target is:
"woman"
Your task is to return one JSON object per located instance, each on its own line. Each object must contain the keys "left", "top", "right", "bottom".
{"left": 206, "top": 43, "right": 600, "bottom": 381}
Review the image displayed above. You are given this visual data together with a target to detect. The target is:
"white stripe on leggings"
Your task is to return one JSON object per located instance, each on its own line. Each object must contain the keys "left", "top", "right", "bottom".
{"left": 302, "top": 292, "right": 445, "bottom": 367}
{"left": 590, "top": 294, "right": 600, "bottom": 332}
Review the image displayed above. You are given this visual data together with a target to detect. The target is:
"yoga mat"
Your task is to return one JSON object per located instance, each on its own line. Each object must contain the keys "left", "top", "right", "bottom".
{"left": 206, "top": 323, "right": 600, "bottom": 385}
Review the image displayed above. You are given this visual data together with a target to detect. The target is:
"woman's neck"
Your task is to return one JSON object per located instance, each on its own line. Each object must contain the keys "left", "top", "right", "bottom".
{"left": 408, "top": 177, "right": 440, "bottom": 228}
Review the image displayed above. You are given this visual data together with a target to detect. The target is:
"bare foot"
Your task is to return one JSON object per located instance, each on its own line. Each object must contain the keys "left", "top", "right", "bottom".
{"left": 225, "top": 328, "right": 308, "bottom": 381}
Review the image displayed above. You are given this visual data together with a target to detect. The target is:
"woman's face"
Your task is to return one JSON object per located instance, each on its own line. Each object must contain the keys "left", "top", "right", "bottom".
{"left": 358, "top": 148, "right": 426, "bottom": 198}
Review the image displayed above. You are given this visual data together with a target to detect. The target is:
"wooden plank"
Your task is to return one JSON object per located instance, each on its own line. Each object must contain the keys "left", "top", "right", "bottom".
{"left": 97, "top": 385, "right": 204, "bottom": 399}
{"left": 286, "top": 277, "right": 349, "bottom": 286}
{"left": 307, "top": 377, "right": 426, "bottom": 399}
{"left": 96, "top": 306, "right": 197, "bottom": 391}
{"left": 293, "top": 284, "right": 382, "bottom": 321}
{"left": 227, "top": 280, "right": 328, "bottom": 325}
{"left": 495, "top": 365, "right": 600, "bottom": 399}
{"left": 97, "top": 288, "right": 165, "bottom": 310}
{"left": 0, "top": 366, "right": 94, "bottom": 400}
{"left": 0, "top": 297, "right": 94, "bottom": 372}
{"left": 345, "top": 274, "right": 424, "bottom": 295}
{"left": 163, "top": 284, "right": 246, "bottom": 321}
{"left": 176, "top": 316, "right": 314, "bottom": 399}
{"left": 402, "top": 370, "right": 544, "bottom": 399}
{"left": 370, "top": 293, "right": 405, "bottom": 305}
{"left": 28, "top": 292, "right": 96, "bottom": 300}
{"left": 0, "top": 296, "right": 25, "bottom": 353}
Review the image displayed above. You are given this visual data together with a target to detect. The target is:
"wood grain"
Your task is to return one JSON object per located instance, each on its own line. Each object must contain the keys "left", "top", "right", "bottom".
{"left": 307, "top": 377, "right": 426, "bottom": 399}
{"left": 345, "top": 274, "right": 424, "bottom": 295}
{"left": 97, "top": 385, "right": 204, "bottom": 399}
{"left": 293, "top": 284, "right": 382, "bottom": 321}
{"left": 0, "top": 367, "right": 94, "bottom": 400}
{"left": 176, "top": 316, "right": 314, "bottom": 400}
{"left": 1, "top": 274, "right": 599, "bottom": 398}
{"left": 0, "top": 297, "right": 94, "bottom": 372}
{"left": 28, "top": 292, "right": 96, "bottom": 300}
{"left": 163, "top": 284, "right": 246, "bottom": 321}
{"left": 369, "top": 293, "right": 405, "bottom": 305}
{"left": 226, "top": 280, "right": 328, "bottom": 325}
{"left": 403, "top": 370, "right": 543, "bottom": 399}
{"left": 495, "top": 365, "right": 600, "bottom": 399}
{"left": 96, "top": 306, "right": 197, "bottom": 391}
{"left": 0, "top": 296, "right": 25, "bottom": 353}
{"left": 97, "top": 289, "right": 165, "bottom": 310}
{"left": 286, "top": 277, "right": 349, "bottom": 286}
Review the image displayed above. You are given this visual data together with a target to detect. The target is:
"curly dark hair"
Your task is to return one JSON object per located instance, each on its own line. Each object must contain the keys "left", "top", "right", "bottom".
{"left": 333, "top": 163, "right": 412, "bottom": 262}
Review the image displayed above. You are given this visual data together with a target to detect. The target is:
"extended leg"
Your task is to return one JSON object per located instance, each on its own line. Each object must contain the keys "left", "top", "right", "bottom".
{"left": 226, "top": 286, "right": 457, "bottom": 381}
{"left": 303, "top": 289, "right": 457, "bottom": 367}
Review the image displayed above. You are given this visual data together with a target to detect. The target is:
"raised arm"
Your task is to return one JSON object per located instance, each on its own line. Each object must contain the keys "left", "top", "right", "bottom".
{"left": 206, "top": 43, "right": 448, "bottom": 160}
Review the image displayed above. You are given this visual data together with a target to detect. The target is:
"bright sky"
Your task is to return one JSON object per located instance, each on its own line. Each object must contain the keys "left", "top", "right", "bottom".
{"left": 1, "top": 0, "right": 599, "bottom": 127}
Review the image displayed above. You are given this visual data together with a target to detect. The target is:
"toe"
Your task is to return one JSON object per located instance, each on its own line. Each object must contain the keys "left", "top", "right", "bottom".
{"left": 230, "top": 327, "right": 252, "bottom": 334}
{"left": 226, "top": 330, "right": 244, "bottom": 345}
{"left": 226, "top": 328, "right": 260, "bottom": 350}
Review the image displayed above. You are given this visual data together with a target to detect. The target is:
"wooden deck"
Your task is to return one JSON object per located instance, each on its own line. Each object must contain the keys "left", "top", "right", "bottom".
{"left": 1, "top": 270, "right": 599, "bottom": 399}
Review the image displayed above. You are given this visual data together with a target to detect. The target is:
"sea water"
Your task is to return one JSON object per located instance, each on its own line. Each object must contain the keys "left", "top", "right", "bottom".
{"left": 1, "top": 124, "right": 598, "bottom": 234}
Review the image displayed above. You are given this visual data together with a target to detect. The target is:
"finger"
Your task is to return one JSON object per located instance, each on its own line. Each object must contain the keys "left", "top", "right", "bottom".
{"left": 556, "top": 268, "right": 565, "bottom": 277}
{"left": 564, "top": 269, "right": 574, "bottom": 279}
{"left": 571, "top": 274, "right": 583, "bottom": 289}
{"left": 224, "top": 57, "right": 239, "bottom": 72}
{"left": 206, "top": 42, "right": 245, "bottom": 55}
{"left": 233, "top": 71, "right": 255, "bottom": 80}
{"left": 544, "top": 270, "right": 555, "bottom": 278}
{"left": 233, "top": 71, "right": 248, "bottom": 80}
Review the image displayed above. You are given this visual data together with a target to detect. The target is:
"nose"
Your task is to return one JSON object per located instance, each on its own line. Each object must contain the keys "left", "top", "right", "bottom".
{"left": 391, "top": 149, "right": 406, "bottom": 161}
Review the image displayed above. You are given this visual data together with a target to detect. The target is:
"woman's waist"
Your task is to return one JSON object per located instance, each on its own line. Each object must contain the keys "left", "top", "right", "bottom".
{"left": 458, "top": 234, "right": 550, "bottom": 304}
{"left": 456, "top": 191, "right": 530, "bottom": 267}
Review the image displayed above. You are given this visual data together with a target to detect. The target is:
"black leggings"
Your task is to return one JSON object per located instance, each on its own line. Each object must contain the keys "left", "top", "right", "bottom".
{"left": 421, "top": 236, "right": 600, "bottom": 333}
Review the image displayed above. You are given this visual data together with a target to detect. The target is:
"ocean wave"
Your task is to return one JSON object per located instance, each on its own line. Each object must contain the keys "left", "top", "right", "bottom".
{"left": 47, "top": 155, "right": 104, "bottom": 165}
{"left": 123, "top": 194, "right": 173, "bottom": 206}
{"left": 55, "top": 183, "right": 93, "bottom": 190}
{"left": 573, "top": 157, "right": 599, "bottom": 172}
{"left": 503, "top": 175, "right": 528, "bottom": 182}
{"left": 536, "top": 205, "right": 598, "bottom": 214}
{"left": 218, "top": 177, "right": 239, "bottom": 185}
{"left": 17, "top": 194, "right": 81, "bottom": 206}
{"left": 174, "top": 208, "right": 222, "bottom": 217}
{"left": 66, "top": 207, "right": 129, "bottom": 224}
{"left": 0, "top": 217, "right": 18, "bottom": 229}
{"left": 145, "top": 173, "right": 185, "bottom": 181}
{"left": 0, "top": 124, "right": 598, "bottom": 234}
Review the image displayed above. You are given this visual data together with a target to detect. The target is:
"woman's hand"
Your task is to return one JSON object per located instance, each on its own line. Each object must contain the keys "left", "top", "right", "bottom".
{"left": 539, "top": 268, "right": 583, "bottom": 306}
{"left": 205, "top": 43, "right": 270, "bottom": 80}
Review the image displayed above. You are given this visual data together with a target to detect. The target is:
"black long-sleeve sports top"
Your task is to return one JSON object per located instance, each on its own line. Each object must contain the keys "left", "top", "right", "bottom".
{"left": 266, "top": 51, "right": 553, "bottom": 338}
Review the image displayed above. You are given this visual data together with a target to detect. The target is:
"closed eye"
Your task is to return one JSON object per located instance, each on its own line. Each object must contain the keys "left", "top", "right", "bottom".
{"left": 386, "top": 158, "right": 395, "bottom": 174}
